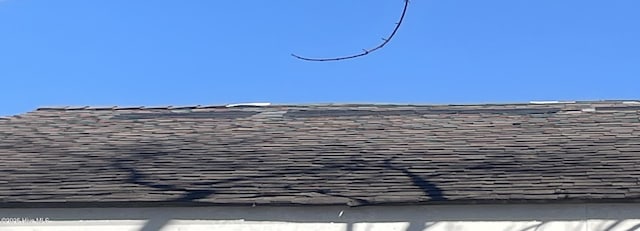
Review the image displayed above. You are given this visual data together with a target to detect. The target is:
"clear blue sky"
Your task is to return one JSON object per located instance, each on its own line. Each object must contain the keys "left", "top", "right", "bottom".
{"left": 1, "top": 0, "right": 639, "bottom": 115}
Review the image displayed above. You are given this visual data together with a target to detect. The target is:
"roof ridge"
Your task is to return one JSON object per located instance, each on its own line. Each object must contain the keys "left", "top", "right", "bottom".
{"left": 32, "top": 100, "right": 640, "bottom": 111}
{"left": 36, "top": 105, "right": 227, "bottom": 111}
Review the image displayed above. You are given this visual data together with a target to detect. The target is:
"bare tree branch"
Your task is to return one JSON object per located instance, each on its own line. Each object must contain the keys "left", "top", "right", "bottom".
{"left": 292, "top": 0, "right": 410, "bottom": 62}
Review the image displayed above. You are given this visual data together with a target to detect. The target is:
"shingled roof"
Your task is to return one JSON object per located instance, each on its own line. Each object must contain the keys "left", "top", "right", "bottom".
{"left": 1, "top": 101, "right": 640, "bottom": 207}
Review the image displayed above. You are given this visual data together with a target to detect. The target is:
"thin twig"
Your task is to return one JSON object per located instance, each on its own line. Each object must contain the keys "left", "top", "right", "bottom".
{"left": 292, "top": 0, "right": 410, "bottom": 62}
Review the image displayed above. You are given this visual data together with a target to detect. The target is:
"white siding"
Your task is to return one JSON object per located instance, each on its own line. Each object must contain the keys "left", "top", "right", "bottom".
{"left": 1, "top": 203, "right": 640, "bottom": 231}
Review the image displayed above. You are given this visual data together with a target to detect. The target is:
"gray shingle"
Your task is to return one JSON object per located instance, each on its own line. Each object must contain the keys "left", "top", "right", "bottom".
{"left": 1, "top": 101, "right": 640, "bottom": 206}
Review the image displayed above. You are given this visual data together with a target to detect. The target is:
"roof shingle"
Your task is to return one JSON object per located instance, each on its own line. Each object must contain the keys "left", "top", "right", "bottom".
{"left": 1, "top": 101, "right": 640, "bottom": 206}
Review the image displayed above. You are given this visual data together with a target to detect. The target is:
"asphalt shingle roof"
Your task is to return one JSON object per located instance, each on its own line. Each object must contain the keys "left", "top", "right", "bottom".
{"left": 1, "top": 101, "right": 640, "bottom": 206}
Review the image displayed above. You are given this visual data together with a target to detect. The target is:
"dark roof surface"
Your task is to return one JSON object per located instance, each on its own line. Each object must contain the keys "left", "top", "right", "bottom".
{"left": 1, "top": 101, "right": 640, "bottom": 206}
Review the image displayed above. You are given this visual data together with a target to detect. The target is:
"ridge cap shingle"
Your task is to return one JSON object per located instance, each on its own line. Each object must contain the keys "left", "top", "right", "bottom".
{"left": 29, "top": 100, "right": 640, "bottom": 114}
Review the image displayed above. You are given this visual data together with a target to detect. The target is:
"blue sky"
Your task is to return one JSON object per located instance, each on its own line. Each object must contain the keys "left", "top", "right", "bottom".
{"left": 1, "top": 0, "right": 639, "bottom": 115}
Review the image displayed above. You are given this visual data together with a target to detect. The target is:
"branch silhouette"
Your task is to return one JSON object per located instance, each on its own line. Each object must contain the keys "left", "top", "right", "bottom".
{"left": 292, "top": 0, "right": 410, "bottom": 62}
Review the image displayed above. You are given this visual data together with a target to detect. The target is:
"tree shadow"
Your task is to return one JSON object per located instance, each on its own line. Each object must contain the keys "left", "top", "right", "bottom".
{"left": 106, "top": 143, "right": 446, "bottom": 231}
{"left": 384, "top": 158, "right": 446, "bottom": 201}
{"left": 625, "top": 224, "right": 640, "bottom": 231}
{"left": 103, "top": 143, "right": 640, "bottom": 231}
